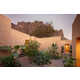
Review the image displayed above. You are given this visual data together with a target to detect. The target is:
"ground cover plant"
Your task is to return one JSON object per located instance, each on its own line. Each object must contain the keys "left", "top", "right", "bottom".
{"left": 32, "top": 51, "right": 51, "bottom": 66}
{"left": 0, "top": 55, "right": 21, "bottom": 67}
{"left": 63, "top": 55, "right": 75, "bottom": 67}
{"left": 48, "top": 43, "right": 62, "bottom": 59}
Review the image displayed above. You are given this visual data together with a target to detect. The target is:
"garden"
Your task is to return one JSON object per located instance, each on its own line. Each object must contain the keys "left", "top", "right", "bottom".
{"left": 0, "top": 40, "right": 75, "bottom": 67}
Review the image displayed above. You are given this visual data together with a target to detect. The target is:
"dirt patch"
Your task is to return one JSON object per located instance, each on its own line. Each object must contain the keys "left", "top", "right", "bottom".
{"left": 0, "top": 50, "right": 11, "bottom": 57}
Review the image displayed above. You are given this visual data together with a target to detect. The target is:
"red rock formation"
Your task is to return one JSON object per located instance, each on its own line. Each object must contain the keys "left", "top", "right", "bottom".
{"left": 11, "top": 21, "right": 66, "bottom": 40}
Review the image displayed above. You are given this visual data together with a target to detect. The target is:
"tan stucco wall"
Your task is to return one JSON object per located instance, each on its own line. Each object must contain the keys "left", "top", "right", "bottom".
{"left": 0, "top": 15, "right": 12, "bottom": 46}
{"left": 72, "top": 14, "right": 80, "bottom": 58}
{"left": 57, "top": 40, "right": 72, "bottom": 52}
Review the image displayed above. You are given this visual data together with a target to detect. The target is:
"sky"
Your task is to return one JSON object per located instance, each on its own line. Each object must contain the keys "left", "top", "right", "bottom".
{"left": 5, "top": 14, "right": 76, "bottom": 40}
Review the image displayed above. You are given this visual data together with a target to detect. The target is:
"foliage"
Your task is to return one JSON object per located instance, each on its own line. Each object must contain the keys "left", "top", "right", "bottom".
{"left": 24, "top": 40, "right": 52, "bottom": 66}
{"left": 69, "top": 45, "right": 72, "bottom": 53}
{"left": 61, "top": 46, "right": 64, "bottom": 53}
{"left": 0, "top": 55, "right": 21, "bottom": 67}
{"left": 24, "top": 40, "right": 40, "bottom": 57}
{"left": 0, "top": 46, "right": 11, "bottom": 51}
{"left": 14, "top": 45, "right": 20, "bottom": 52}
{"left": 48, "top": 43, "right": 61, "bottom": 59}
{"left": 63, "top": 55, "right": 75, "bottom": 67}
{"left": 32, "top": 51, "right": 51, "bottom": 65}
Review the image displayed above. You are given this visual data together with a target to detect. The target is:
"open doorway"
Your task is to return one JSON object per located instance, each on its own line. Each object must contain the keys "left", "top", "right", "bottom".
{"left": 64, "top": 44, "right": 70, "bottom": 53}
{"left": 76, "top": 38, "right": 80, "bottom": 66}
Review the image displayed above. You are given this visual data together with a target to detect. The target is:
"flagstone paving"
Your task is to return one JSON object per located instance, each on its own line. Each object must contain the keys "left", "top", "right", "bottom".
{"left": 17, "top": 56, "right": 64, "bottom": 67}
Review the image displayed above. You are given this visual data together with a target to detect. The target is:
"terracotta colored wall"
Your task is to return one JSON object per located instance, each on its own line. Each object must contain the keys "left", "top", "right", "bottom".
{"left": 72, "top": 15, "right": 80, "bottom": 58}
{"left": 72, "top": 14, "right": 80, "bottom": 66}
{"left": 0, "top": 15, "right": 12, "bottom": 46}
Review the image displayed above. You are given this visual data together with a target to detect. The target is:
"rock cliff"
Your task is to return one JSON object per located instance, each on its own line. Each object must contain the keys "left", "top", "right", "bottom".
{"left": 11, "top": 21, "right": 67, "bottom": 40}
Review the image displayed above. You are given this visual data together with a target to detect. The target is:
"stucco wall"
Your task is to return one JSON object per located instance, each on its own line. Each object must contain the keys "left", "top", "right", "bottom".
{"left": 0, "top": 15, "right": 12, "bottom": 46}
{"left": 72, "top": 14, "right": 80, "bottom": 58}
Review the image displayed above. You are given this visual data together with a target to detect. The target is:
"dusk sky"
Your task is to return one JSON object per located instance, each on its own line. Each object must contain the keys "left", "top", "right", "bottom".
{"left": 5, "top": 14, "right": 76, "bottom": 40}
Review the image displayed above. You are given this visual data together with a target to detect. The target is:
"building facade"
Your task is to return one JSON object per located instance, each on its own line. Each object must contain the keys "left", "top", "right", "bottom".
{"left": 72, "top": 14, "right": 80, "bottom": 66}
{"left": 0, "top": 14, "right": 71, "bottom": 56}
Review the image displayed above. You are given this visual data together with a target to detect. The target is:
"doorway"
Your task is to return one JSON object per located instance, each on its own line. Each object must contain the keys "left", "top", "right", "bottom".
{"left": 76, "top": 38, "right": 80, "bottom": 66}
{"left": 64, "top": 44, "right": 70, "bottom": 53}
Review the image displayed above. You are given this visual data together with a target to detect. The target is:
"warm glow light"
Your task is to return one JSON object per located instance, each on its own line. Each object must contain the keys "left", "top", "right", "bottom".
{"left": 64, "top": 44, "right": 70, "bottom": 53}
{"left": 25, "top": 40, "right": 29, "bottom": 45}
{"left": 76, "top": 39, "right": 80, "bottom": 66}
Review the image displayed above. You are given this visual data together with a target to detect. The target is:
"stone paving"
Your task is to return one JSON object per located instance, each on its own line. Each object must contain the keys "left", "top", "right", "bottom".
{"left": 17, "top": 56, "right": 64, "bottom": 67}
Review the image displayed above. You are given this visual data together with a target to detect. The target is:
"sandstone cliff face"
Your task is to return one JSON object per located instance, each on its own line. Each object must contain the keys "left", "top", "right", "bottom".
{"left": 11, "top": 21, "right": 66, "bottom": 40}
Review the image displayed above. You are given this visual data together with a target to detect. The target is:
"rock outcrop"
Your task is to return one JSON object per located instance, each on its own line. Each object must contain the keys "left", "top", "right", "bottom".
{"left": 11, "top": 21, "right": 67, "bottom": 40}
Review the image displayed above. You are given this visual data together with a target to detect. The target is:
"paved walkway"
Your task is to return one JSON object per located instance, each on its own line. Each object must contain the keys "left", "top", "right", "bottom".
{"left": 17, "top": 56, "right": 64, "bottom": 67}
{"left": 47, "top": 59, "right": 64, "bottom": 67}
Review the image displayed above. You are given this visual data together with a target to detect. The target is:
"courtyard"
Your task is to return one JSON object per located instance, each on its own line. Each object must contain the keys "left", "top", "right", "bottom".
{"left": 0, "top": 14, "right": 79, "bottom": 67}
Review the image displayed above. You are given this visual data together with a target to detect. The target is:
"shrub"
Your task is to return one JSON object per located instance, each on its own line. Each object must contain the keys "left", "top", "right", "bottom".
{"left": 48, "top": 43, "right": 61, "bottom": 59}
{"left": 24, "top": 40, "right": 40, "bottom": 57}
{"left": 63, "top": 55, "right": 75, "bottom": 67}
{"left": 61, "top": 46, "right": 64, "bottom": 53}
{"left": 69, "top": 45, "right": 72, "bottom": 54}
{"left": 32, "top": 51, "right": 51, "bottom": 65}
{"left": 14, "top": 45, "right": 20, "bottom": 52}
{"left": 23, "top": 40, "right": 52, "bottom": 66}
{"left": 0, "top": 55, "right": 21, "bottom": 67}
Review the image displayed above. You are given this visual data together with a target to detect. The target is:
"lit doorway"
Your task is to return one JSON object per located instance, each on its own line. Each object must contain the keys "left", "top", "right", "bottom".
{"left": 64, "top": 44, "right": 70, "bottom": 53}
{"left": 76, "top": 38, "right": 80, "bottom": 66}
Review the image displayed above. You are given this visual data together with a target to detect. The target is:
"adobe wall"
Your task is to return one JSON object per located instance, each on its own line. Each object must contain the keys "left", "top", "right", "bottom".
{"left": 0, "top": 15, "right": 12, "bottom": 46}
{"left": 72, "top": 14, "right": 80, "bottom": 58}
{"left": 57, "top": 40, "right": 72, "bottom": 52}
{"left": 35, "top": 36, "right": 62, "bottom": 50}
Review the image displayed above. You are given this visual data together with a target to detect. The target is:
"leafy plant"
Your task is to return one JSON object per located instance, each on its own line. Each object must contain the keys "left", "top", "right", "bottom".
{"left": 63, "top": 55, "right": 75, "bottom": 67}
{"left": 61, "top": 46, "right": 64, "bottom": 53}
{"left": 0, "top": 55, "right": 21, "bottom": 67}
{"left": 14, "top": 45, "right": 20, "bottom": 52}
{"left": 69, "top": 45, "right": 72, "bottom": 55}
{"left": 48, "top": 43, "right": 61, "bottom": 59}
{"left": 24, "top": 40, "right": 40, "bottom": 57}
{"left": 32, "top": 51, "right": 51, "bottom": 65}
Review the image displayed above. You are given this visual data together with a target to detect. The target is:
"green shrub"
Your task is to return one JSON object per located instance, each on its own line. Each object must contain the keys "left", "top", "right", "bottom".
{"left": 14, "top": 45, "right": 20, "bottom": 52}
{"left": 48, "top": 43, "right": 61, "bottom": 59}
{"left": 24, "top": 40, "right": 40, "bottom": 57}
{"left": 23, "top": 40, "right": 51, "bottom": 66}
{"left": 32, "top": 51, "right": 51, "bottom": 65}
{"left": 61, "top": 46, "right": 64, "bottom": 53}
{"left": 63, "top": 56, "right": 75, "bottom": 67}
{"left": 0, "top": 55, "right": 21, "bottom": 67}
{"left": 69, "top": 45, "right": 72, "bottom": 54}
